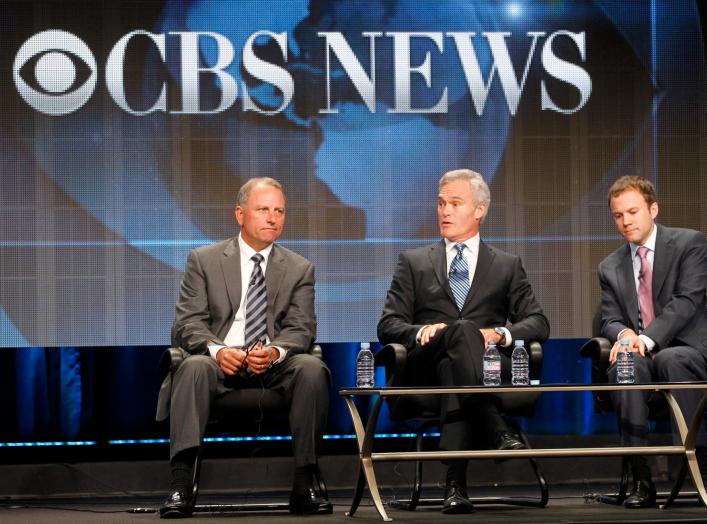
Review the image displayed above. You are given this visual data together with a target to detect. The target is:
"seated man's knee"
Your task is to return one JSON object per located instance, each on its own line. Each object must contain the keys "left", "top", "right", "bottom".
{"left": 175, "top": 354, "right": 218, "bottom": 382}
{"left": 654, "top": 346, "right": 697, "bottom": 380}
{"left": 290, "top": 354, "right": 331, "bottom": 384}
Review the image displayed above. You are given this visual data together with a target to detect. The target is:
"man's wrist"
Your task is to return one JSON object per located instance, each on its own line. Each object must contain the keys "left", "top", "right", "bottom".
{"left": 494, "top": 327, "right": 506, "bottom": 346}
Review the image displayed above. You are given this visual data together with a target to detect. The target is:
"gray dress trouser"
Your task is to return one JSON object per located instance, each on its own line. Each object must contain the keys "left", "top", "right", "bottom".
{"left": 169, "top": 353, "right": 330, "bottom": 466}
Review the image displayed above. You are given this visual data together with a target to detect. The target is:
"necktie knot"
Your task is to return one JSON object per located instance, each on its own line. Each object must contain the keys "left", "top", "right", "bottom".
{"left": 455, "top": 243, "right": 465, "bottom": 255}
{"left": 251, "top": 253, "right": 264, "bottom": 264}
{"left": 637, "top": 246, "right": 649, "bottom": 261}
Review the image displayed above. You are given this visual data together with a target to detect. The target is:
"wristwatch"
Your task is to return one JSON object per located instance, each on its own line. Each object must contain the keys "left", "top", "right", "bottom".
{"left": 494, "top": 327, "right": 506, "bottom": 346}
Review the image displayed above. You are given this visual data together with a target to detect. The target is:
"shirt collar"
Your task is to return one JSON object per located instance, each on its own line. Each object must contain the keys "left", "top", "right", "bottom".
{"left": 444, "top": 234, "right": 480, "bottom": 256}
{"left": 629, "top": 223, "right": 657, "bottom": 258}
{"left": 238, "top": 233, "right": 273, "bottom": 263}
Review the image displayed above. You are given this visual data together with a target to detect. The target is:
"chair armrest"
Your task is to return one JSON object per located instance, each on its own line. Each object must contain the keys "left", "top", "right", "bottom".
{"left": 158, "top": 347, "right": 189, "bottom": 379}
{"left": 528, "top": 341, "right": 543, "bottom": 381}
{"left": 311, "top": 344, "right": 323, "bottom": 359}
{"left": 159, "top": 344, "right": 322, "bottom": 381}
{"left": 579, "top": 336, "right": 612, "bottom": 383}
{"left": 374, "top": 343, "right": 408, "bottom": 387}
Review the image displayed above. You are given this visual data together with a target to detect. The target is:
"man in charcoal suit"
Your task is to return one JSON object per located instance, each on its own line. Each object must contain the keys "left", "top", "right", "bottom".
{"left": 599, "top": 175, "right": 707, "bottom": 508}
{"left": 378, "top": 169, "right": 550, "bottom": 514}
{"left": 156, "top": 177, "right": 331, "bottom": 518}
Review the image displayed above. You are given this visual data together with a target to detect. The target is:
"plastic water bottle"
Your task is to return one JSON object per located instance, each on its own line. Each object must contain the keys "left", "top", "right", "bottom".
{"left": 616, "top": 338, "right": 635, "bottom": 384}
{"left": 511, "top": 340, "right": 530, "bottom": 386}
{"left": 483, "top": 342, "right": 502, "bottom": 386}
{"left": 355, "top": 342, "right": 375, "bottom": 388}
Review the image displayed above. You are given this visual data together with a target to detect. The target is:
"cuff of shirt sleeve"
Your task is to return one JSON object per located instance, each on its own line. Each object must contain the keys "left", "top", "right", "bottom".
{"left": 208, "top": 344, "right": 225, "bottom": 360}
{"left": 617, "top": 328, "right": 631, "bottom": 341}
{"left": 638, "top": 334, "right": 656, "bottom": 353}
{"left": 499, "top": 327, "right": 512, "bottom": 347}
{"left": 271, "top": 346, "right": 287, "bottom": 364}
{"left": 415, "top": 326, "right": 426, "bottom": 344}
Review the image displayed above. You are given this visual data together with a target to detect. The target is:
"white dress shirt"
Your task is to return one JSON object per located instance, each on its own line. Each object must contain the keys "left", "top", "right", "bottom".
{"left": 208, "top": 234, "right": 286, "bottom": 363}
{"left": 417, "top": 234, "right": 511, "bottom": 347}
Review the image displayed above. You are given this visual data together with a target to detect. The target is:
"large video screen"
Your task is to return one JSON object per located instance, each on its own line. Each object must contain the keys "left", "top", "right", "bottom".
{"left": 0, "top": 1, "right": 705, "bottom": 347}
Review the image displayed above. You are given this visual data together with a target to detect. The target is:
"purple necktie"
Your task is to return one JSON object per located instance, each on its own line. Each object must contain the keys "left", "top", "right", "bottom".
{"left": 637, "top": 246, "right": 655, "bottom": 328}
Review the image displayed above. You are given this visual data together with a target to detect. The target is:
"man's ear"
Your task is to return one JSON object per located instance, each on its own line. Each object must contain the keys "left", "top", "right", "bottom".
{"left": 649, "top": 201, "right": 659, "bottom": 220}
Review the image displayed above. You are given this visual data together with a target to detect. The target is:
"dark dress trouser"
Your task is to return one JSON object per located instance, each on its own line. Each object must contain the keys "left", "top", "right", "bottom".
{"left": 405, "top": 319, "right": 511, "bottom": 451}
{"left": 168, "top": 353, "right": 330, "bottom": 466}
{"left": 609, "top": 345, "right": 707, "bottom": 447}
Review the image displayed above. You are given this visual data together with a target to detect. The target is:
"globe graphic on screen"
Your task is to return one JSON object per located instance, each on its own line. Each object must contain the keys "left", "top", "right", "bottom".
{"left": 152, "top": 0, "right": 516, "bottom": 239}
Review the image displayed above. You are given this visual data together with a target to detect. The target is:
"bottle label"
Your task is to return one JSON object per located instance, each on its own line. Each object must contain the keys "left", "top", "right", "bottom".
{"left": 484, "top": 362, "right": 501, "bottom": 372}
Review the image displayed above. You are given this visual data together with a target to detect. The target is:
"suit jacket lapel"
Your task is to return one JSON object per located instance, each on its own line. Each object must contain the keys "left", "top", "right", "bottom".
{"left": 265, "top": 244, "right": 285, "bottom": 338}
{"left": 652, "top": 224, "right": 670, "bottom": 302}
{"left": 616, "top": 245, "right": 639, "bottom": 330}
{"left": 430, "top": 240, "right": 456, "bottom": 305}
{"left": 466, "top": 241, "right": 493, "bottom": 310}
{"left": 220, "top": 238, "right": 242, "bottom": 313}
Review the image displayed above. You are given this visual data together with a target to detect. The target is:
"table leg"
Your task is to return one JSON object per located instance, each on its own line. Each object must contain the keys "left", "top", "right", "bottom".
{"left": 343, "top": 396, "right": 392, "bottom": 521}
{"left": 660, "top": 390, "right": 707, "bottom": 509}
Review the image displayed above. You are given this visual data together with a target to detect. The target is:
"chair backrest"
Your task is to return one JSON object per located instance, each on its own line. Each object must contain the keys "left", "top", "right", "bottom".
{"left": 579, "top": 308, "right": 668, "bottom": 418}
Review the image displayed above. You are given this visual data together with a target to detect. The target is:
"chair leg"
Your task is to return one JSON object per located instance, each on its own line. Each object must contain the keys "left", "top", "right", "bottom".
{"left": 409, "top": 431, "right": 424, "bottom": 510}
{"left": 191, "top": 447, "right": 202, "bottom": 507}
{"left": 387, "top": 428, "right": 427, "bottom": 511}
{"left": 598, "top": 455, "right": 629, "bottom": 505}
{"left": 316, "top": 463, "right": 329, "bottom": 500}
{"left": 518, "top": 432, "right": 549, "bottom": 507}
{"left": 661, "top": 455, "right": 688, "bottom": 509}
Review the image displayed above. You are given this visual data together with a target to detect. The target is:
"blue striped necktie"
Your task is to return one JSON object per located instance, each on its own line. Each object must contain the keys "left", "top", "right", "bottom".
{"left": 244, "top": 253, "right": 267, "bottom": 348}
{"left": 449, "top": 243, "right": 469, "bottom": 311}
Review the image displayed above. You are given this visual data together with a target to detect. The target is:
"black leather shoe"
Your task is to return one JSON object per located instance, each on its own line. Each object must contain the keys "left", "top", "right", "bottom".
{"left": 159, "top": 490, "right": 193, "bottom": 518}
{"left": 624, "top": 479, "right": 657, "bottom": 508}
{"left": 289, "top": 485, "right": 333, "bottom": 515}
{"left": 442, "top": 480, "right": 475, "bottom": 514}
{"left": 494, "top": 430, "right": 525, "bottom": 463}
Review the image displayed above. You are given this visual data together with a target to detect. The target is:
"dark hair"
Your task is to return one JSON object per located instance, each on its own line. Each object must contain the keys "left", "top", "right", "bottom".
{"left": 607, "top": 176, "right": 657, "bottom": 206}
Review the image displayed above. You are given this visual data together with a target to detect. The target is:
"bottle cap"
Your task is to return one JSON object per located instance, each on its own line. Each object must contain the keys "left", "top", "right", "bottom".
{"left": 515, "top": 340, "right": 525, "bottom": 346}
{"left": 360, "top": 342, "right": 370, "bottom": 349}
{"left": 619, "top": 338, "right": 629, "bottom": 345}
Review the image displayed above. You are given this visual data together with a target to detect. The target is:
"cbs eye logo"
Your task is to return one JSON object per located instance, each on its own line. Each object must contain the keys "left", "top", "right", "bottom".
{"left": 13, "top": 30, "right": 97, "bottom": 116}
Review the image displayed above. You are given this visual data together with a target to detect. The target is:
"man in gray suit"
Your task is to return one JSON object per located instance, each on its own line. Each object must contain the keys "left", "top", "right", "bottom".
{"left": 378, "top": 169, "right": 550, "bottom": 514}
{"left": 599, "top": 175, "right": 707, "bottom": 508}
{"left": 157, "top": 177, "right": 332, "bottom": 518}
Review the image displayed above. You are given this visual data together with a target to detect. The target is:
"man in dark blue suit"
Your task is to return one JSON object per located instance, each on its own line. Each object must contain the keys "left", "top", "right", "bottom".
{"left": 378, "top": 169, "right": 550, "bottom": 514}
{"left": 599, "top": 175, "right": 707, "bottom": 508}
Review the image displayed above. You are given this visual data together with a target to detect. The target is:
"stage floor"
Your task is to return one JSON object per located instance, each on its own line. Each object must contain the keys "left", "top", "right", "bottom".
{"left": 2, "top": 484, "right": 705, "bottom": 523}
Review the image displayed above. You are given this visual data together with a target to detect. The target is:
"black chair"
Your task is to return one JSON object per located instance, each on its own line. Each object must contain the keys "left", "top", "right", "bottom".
{"left": 579, "top": 313, "right": 703, "bottom": 507}
{"left": 355, "top": 341, "right": 548, "bottom": 511}
{"left": 156, "top": 345, "right": 327, "bottom": 514}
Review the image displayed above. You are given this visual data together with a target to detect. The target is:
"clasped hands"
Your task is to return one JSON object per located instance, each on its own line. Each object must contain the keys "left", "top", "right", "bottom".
{"left": 419, "top": 323, "right": 504, "bottom": 346}
{"left": 216, "top": 341, "right": 278, "bottom": 375}
{"left": 608, "top": 329, "right": 649, "bottom": 364}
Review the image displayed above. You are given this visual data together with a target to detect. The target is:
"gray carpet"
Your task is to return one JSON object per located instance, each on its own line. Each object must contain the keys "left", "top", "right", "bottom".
{"left": 2, "top": 484, "right": 706, "bottom": 524}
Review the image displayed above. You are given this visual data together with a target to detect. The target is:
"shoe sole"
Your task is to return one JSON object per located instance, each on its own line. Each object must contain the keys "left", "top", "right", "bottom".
{"left": 442, "top": 505, "right": 475, "bottom": 514}
{"left": 159, "top": 507, "right": 193, "bottom": 519}
{"left": 289, "top": 503, "right": 334, "bottom": 515}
